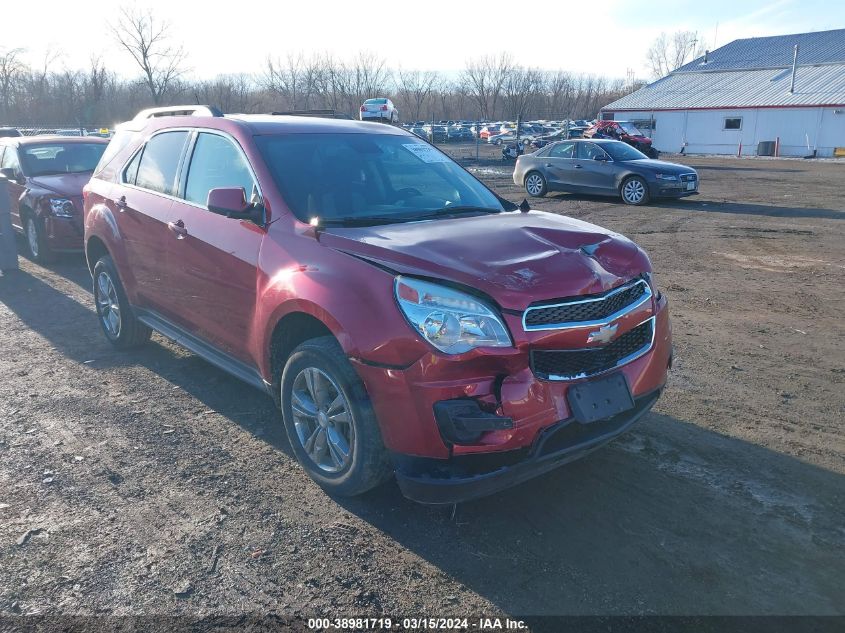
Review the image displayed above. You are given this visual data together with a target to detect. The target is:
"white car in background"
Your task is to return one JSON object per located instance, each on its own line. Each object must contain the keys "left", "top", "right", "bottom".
{"left": 359, "top": 98, "right": 399, "bottom": 123}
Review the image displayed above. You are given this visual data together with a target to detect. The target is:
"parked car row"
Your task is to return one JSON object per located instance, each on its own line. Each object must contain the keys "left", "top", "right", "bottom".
{"left": 2, "top": 105, "right": 675, "bottom": 506}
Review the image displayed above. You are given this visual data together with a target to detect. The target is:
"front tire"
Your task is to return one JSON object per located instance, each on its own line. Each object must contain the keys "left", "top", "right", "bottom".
{"left": 24, "top": 214, "right": 55, "bottom": 264}
{"left": 620, "top": 176, "right": 650, "bottom": 206}
{"left": 280, "top": 336, "right": 391, "bottom": 497}
{"left": 524, "top": 171, "right": 547, "bottom": 197}
{"left": 92, "top": 255, "right": 151, "bottom": 348}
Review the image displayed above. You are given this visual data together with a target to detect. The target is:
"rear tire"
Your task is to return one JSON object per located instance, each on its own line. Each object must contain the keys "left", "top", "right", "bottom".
{"left": 524, "top": 171, "right": 547, "bottom": 197}
{"left": 280, "top": 336, "right": 392, "bottom": 497}
{"left": 92, "top": 255, "right": 151, "bottom": 348}
{"left": 620, "top": 176, "right": 650, "bottom": 206}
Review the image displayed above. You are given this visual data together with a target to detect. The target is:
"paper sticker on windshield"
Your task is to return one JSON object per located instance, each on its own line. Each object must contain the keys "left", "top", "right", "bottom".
{"left": 403, "top": 144, "right": 450, "bottom": 163}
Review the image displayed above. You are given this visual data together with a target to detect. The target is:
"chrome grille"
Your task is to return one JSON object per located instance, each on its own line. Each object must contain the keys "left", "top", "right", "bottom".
{"left": 523, "top": 279, "right": 651, "bottom": 331}
{"left": 531, "top": 317, "right": 655, "bottom": 381}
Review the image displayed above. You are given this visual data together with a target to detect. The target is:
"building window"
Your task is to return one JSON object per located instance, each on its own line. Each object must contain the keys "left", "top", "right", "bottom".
{"left": 723, "top": 117, "right": 742, "bottom": 130}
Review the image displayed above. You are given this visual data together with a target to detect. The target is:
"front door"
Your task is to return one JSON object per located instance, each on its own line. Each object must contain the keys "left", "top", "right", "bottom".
{"left": 163, "top": 131, "right": 263, "bottom": 363}
{"left": 0, "top": 146, "right": 25, "bottom": 229}
{"left": 575, "top": 142, "right": 616, "bottom": 193}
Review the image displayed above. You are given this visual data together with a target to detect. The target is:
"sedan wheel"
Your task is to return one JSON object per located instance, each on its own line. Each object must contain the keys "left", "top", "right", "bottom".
{"left": 291, "top": 367, "right": 355, "bottom": 474}
{"left": 621, "top": 177, "right": 649, "bottom": 205}
{"left": 26, "top": 218, "right": 40, "bottom": 259}
{"left": 95, "top": 271, "right": 122, "bottom": 338}
{"left": 525, "top": 172, "right": 547, "bottom": 197}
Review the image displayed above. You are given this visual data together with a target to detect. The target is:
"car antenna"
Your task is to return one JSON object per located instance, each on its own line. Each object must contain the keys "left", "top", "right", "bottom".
{"left": 519, "top": 199, "right": 530, "bottom": 213}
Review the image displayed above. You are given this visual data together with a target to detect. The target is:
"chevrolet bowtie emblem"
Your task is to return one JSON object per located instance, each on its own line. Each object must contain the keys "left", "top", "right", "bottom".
{"left": 587, "top": 323, "right": 618, "bottom": 344}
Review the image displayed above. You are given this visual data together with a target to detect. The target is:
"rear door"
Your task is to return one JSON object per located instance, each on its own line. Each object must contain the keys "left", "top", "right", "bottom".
{"left": 542, "top": 141, "right": 576, "bottom": 188}
{"left": 575, "top": 142, "right": 616, "bottom": 192}
{"left": 163, "top": 131, "right": 264, "bottom": 362}
{"left": 113, "top": 130, "right": 189, "bottom": 316}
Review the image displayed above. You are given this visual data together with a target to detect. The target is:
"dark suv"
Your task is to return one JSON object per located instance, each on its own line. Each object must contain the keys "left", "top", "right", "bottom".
{"left": 1, "top": 136, "right": 108, "bottom": 262}
{"left": 84, "top": 105, "right": 672, "bottom": 503}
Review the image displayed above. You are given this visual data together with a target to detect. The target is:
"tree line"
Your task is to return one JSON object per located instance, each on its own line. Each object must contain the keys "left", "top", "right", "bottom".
{"left": 0, "top": 9, "right": 649, "bottom": 128}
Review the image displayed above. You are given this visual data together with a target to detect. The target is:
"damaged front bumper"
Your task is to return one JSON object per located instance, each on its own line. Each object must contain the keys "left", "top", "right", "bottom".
{"left": 393, "top": 388, "right": 661, "bottom": 504}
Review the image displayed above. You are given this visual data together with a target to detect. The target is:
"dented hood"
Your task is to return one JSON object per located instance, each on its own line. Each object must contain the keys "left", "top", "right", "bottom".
{"left": 320, "top": 211, "right": 651, "bottom": 311}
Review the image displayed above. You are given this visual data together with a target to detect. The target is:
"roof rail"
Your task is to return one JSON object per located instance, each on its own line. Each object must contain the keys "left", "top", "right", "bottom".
{"left": 132, "top": 105, "right": 224, "bottom": 121}
{"left": 269, "top": 109, "right": 355, "bottom": 120}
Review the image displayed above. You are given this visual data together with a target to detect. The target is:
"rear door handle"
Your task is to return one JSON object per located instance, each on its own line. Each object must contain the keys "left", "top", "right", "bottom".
{"left": 115, "top": 196, "right": 127, "bottom": 210}
{"left": 545, "top": 163, "right": 553, "bottom": 167}
{"left": 574, "top": 164, "right": 583, "bottom": 169}
{"left": 167, "top": 219, "right": 188, "bottom": 239}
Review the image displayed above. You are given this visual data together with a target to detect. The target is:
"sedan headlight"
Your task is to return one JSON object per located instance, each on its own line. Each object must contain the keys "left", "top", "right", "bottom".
{"left": 655, "top": 174, "right": 678, "bottom": 181}
{"left": 48, "top": 197, "right": 75, "bottom": 218}
{"left": 394, "top": 276, "right": 512, "bottom": 354}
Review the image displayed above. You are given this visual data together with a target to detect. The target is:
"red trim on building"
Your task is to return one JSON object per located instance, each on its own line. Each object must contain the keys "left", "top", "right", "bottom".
{"left": 603, "top": 103, "right": 845, "bottom": 113}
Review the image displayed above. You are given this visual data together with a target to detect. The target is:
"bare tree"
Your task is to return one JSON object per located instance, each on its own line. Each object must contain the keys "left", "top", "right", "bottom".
{"left": 0, "top": 48, "right": 27, "bottom": 120}
{"left": 394, "top": 69, "right": 437, "bottom": 122}
{"left": 460, "top": 53, "right": 513, "bottom": 120}
{"left": 503, "top": 66, "right": 542, "bottom": 119}
{"left": 646, "top": 31, "right": 704, "bottom": 79}
{"left": 112, "top": 7, "right": 187, "bottom": 105}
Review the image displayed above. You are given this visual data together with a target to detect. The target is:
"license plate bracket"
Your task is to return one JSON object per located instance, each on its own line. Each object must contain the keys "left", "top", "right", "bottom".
{"left": 567, "top": 373, "right": 635, "bottom": 424}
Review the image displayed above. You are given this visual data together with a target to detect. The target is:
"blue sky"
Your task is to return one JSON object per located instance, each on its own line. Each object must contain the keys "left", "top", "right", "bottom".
{"left": 3, "top": 0, "right": 845, "bottom": 80}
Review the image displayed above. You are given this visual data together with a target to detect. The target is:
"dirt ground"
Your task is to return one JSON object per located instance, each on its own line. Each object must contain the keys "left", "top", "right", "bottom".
{"left": 1, "top": 150, "right": 843, "bottom": 624}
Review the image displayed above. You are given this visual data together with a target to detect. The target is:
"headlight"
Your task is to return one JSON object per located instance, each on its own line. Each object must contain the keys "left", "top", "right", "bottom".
{"left": 655, "top": 174, "right": 678, "bottom": 181}
{"left": 48, "top": 197, "right": 75, "bottom": 218}
{"left": 394, "top": 276, "right": 512, "bottom": 354}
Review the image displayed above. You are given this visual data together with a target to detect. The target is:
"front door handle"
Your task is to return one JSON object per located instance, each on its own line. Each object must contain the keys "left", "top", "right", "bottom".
{"left": 545, "top": 163, "right": 553, "bottom": 167}
{"left": 115, "top": 196, "right": 127, "bottom": 210}
{"left": 574, "top": 164, "right": 583, "bottom": 169}
{"left": 167, "top": 219, "right": 188, "bottom": 239}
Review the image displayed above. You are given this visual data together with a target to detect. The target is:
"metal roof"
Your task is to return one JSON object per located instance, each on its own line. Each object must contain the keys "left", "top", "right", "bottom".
{"left": 675, "top": 28, "right": 845, "bottom": 73}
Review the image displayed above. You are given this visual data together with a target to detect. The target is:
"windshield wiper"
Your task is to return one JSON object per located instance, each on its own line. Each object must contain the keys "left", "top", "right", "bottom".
{"left": 320, "top": 215, "right": 423, "bottom": 227}
{"left": 421, "top": 205, "right": 502, "bottom": 218}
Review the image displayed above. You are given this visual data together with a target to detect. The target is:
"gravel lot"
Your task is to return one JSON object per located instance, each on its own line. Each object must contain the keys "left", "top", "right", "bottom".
{"left": 1, "top": 150, "right": 843, "bottom": 624}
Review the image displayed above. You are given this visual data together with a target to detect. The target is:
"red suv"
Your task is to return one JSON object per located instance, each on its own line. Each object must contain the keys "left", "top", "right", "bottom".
{"left": 1, "top": 136, "right": 108, "bottom": 262}
{"left": 83, "top": 106, "right": 672, "bottom": 503}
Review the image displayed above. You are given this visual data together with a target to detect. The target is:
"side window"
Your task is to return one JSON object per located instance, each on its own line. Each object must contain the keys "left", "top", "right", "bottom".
{"left": 578, "top": 142, "right": 606, "bottom": 160}
{"left": 1, "top": 147, "right": 21, "bottom": 174}
{"left": 549, "top": 142, "right": 575, "bottom": 158}
{"left": 135, "top": 131, "right": 189, "bottom": 195}
{"left": 123, "top": 149, "right": 142, "bottom": 185}
{"left": 184, "top": 133, "right": 256, "bottom": 207}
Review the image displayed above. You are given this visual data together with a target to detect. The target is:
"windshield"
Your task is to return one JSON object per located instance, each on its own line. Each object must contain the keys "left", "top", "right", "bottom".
{"left": 256, "top": 133, "right": 504, "bottom": 224}
{"left": 21, "top": 142, "right": 106, "bottom": 176}
{"left": 601, "top": 142, "right": 648, "bottom": 161}
{"left": 618, "top": 122, "right": 643, "bottom": 136}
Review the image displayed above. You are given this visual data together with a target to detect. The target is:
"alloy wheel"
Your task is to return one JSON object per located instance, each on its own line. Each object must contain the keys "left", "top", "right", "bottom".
{"left": 290, "top": 367, "right": 354, "bottom": 474}
{"left": 26, "top": 219, "right": 39, "bottom": 258}
{"left": 96, "top": 271, "right": 122, "bottom": 338}
{"left": 526, "top": 174, "right": 544, "bottom": 196}
{"left": 622, "top": 179, "right": 646, "bottom": 204}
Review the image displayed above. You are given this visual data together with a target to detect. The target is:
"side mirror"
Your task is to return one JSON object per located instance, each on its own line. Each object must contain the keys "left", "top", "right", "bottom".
{"left": 207, "top": 187, "right": 264, "bottom": 224}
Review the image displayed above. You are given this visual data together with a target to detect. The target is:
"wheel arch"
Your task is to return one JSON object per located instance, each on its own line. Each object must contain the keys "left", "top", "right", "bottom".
{"left": 267, "top": 310, "right": 337, "bottom": 407}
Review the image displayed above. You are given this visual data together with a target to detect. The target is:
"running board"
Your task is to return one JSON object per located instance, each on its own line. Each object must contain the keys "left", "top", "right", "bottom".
{"left": 136, "top": 310, "right": 272, "bottom": 396}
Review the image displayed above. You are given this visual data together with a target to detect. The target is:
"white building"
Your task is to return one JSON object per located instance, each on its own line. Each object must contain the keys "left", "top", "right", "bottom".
{"left": 601, "top": 29, "right": 845, "bottom": 157}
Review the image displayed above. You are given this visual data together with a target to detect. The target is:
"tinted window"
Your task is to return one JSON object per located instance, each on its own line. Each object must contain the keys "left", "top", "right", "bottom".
{"left": 577, "top": 142, "right": 609, "bottom": 160}
{"left": 135, "top": 131, "right": 189, "bottom": 195}
{"left": 123, "top": 149, "right": 142, "bottom": 185}
{"left": 364, "top": 99, "right": 387, "bottom": 104}
{"left": 1, "top": 146, "right": 21, "bottom": 174}
{"left": 601, "top": 142, "right": 647, "bottom": 161}
{"left": 549, "top": 142, "right": 575, "bottom": 158}
{"left": 255, "top": 133, "right": 503, "bottom": 223}
{"left": 185, "top": 133, "right": 256, "bottom": 207}
{"left": 20, "top": 143, "right": 106, "bottom": 176}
